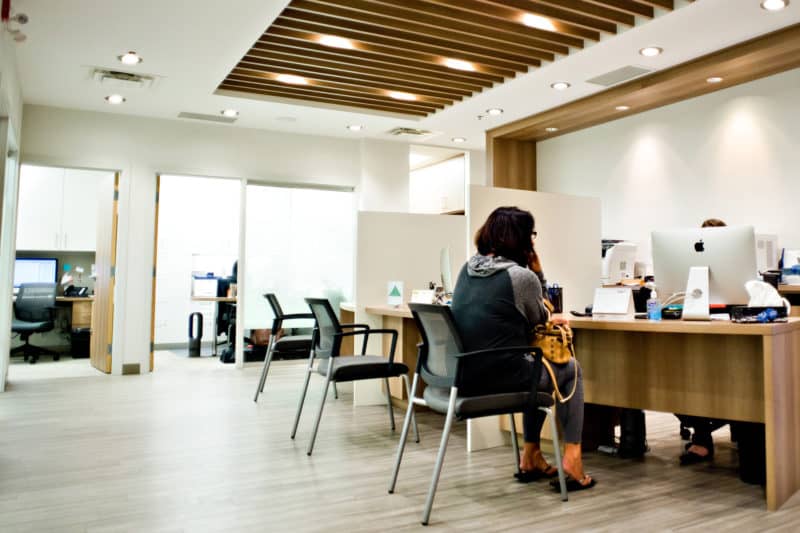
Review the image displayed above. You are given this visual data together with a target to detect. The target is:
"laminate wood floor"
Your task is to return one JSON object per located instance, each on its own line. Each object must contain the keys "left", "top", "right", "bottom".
{"left": 1, "top": 352, "right": 800, "bottom": 532}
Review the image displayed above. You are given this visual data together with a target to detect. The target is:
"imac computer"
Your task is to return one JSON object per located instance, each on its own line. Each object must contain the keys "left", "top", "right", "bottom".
{"left": 601, "top": 242, "right": 637, "bottom": 285}
{"left": 651, "top": 226, "right": 757, "bottom": 320}
{"left": 13, "top": 258, "right": 58, "bottom": 289}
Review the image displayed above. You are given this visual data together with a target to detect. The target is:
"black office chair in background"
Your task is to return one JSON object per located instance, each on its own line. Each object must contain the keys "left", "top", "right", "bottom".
{"left": 11, "top": 283, "right": 58, "bottom": 364}
{"left": 388, "top": 303, "right": 567, "bottom": 526}
{"left": 253, "top": 293, "right": 316, "bottom": 402}
{"left": 291, "top": 298, "right": 418, "bottom": 455}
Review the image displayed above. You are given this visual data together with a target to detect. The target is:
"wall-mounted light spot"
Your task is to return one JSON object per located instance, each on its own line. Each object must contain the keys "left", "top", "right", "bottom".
{"left": 545, "top": 127, "right": 559, "bottom": 132}
{"left": 615, "top": 105, "right": 630, "bottom": 111}
{"left": 706, "top": 76, "right": 724, "bottom": 84}
{"left": 317, "top": 35, "right": 355, "bottom": 49}
{"left": 276, "top": 74, "right": 308, "bottom": 85}
{"left": 522, "top": 13, "right": 556, "bottom": 31}
{"left": 388, "top": 91, "right": 417, "bottom": 101}
{"left": 443, "top": 58, "right": 476, "bottom": 72}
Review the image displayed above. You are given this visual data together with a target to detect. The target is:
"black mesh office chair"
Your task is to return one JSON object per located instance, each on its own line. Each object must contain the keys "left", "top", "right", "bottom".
{"left": 11, "top": 283, "right": 58, "bottom": 364}
{"left": 253, "top": 293, "right": 316, "bottom": 402}
{"left": 291, "top": 298, "right": 419, "bottom": 456}
{"left": 388, "top": 303, "right": 567, "bottom": 526}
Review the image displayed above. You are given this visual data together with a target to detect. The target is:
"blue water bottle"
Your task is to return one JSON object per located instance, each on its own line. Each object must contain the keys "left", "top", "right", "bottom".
{"left": 646, "top": 287, "right": 662, "bottom": 321}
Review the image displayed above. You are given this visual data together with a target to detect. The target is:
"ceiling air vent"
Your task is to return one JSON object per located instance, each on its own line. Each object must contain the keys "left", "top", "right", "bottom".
{"left": 387, "top": 127, "right": 438, "bottom": 141}
{"left": 586, "top": 66, "right": 652, "bottom": 87}
{"left": 177, "top": 112, "right": 237, "bottom": 124}
{"left": 92, "top": 68, "right": 155, "bottom": 90}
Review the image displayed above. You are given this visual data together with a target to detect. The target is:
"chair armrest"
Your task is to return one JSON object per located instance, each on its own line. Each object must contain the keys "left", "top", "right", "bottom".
{"left": 454, "top": 346, "right": 539, "bottom": 359}
{"left": 271, "top": 313, "right": 315, "bottom": 334}
{"left": 281, "top": 313, "right": 315, "bottom": 321}
{"left": 453, "top": 346, "right": 543, "bottom": 390}
{"left": 337, "top": 328, "right": 398, "bottom": 359}
{"left": 340, "top": 323, "right": 370, "bottom": 330}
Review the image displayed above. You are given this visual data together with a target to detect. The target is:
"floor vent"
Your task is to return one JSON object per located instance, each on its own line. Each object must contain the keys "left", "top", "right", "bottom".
{"left": 177, "top": 112, "right": 237, "bottom": 124}
{"left": 587, "top": 66, "right": 652, "bottom": 87}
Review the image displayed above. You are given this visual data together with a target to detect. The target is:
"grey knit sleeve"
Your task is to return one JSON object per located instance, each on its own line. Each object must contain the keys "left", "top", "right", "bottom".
{"left": 508, "top": 265, "right": 549, "bottom": 328}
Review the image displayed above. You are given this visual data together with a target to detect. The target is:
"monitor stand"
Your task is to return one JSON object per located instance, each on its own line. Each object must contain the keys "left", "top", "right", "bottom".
{"left": 683, "top": 266, "right": 710, "bottom": 321}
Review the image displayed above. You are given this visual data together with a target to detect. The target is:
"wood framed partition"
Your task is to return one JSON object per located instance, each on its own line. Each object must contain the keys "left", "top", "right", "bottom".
{"left": 486, "top": 23, "right": 800, "bottom": 189}
{"left": 90, "top": 172, "right": 119, "bottom": 373}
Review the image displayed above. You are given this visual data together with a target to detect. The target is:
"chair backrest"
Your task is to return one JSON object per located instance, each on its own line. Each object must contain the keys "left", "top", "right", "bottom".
{"left": 304, "top": 298, "right": 342, "bottom": 359}
{"left": 408, "top": 303, "right": 465, "bottom": 389}
{"left": 264, "top": 293, "right": 284, "bottom": 319}
{"left": 15, "top": 283, "right": 57, "bottom": 322}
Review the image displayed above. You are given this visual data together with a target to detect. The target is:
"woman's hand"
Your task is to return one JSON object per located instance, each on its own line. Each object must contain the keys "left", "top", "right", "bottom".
{"left": 529, "top": 248, "right": 543, "bottom": 274}
{"left": 550, "top": 315, "right": 570, "bottom": 326}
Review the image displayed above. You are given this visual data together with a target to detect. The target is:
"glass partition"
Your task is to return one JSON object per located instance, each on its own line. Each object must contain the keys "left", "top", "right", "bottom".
{"left": 244, "top": 185, "right": 355, "bottom": 331}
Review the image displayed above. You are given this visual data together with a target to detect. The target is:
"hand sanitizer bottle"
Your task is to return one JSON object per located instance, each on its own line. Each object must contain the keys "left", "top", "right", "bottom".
{"left": 647, "top": 286, "right": 661, "bottom": 321}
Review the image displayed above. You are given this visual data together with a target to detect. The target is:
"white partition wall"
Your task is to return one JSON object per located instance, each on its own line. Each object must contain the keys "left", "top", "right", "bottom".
{"left": 354, "top": 211, "right": 466, "bottom": 404}
{"left": 467, "top": 185, "right": 601, "bottom": 450}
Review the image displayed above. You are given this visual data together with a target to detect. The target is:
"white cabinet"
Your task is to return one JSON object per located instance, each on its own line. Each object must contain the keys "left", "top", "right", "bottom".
{"left": 16, "top": 166, "right": 64, "bottom": 250}
{"left": 16, "top": 165, "right": 106, "bottom": 251}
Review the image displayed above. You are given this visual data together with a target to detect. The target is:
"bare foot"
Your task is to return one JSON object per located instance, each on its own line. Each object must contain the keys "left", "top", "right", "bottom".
{"left": 562, "top": 444, "right": 593, "bottom": 486}
{"left": 686, "top": 444, "right": 710, "bottom": 457}
{"left": 520, "top": 445, "right": 557, "bottom": 475}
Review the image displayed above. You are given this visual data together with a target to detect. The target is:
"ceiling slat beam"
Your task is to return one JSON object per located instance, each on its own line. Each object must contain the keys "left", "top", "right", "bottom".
{"left": 583, "top": 0, "right": 654, "bottom": 17}
{"left": 482, "top": 0, "right": 617, "bottom": 35}
{"left": 306, "top": 0, "right": 569, "bottom": 56}
{"left": 535, "top": 0, "right": 635, "bottom": 25}
{"left": 275, "top": 9, "right": 545, "bottom": 67}
{"left": 635, "top": 0, "right": 674, "bottom": 9}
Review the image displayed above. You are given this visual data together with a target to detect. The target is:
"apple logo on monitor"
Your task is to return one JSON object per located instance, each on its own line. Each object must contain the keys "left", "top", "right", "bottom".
{"left": 694, "top": 239, "right": 705, "bottom": 253}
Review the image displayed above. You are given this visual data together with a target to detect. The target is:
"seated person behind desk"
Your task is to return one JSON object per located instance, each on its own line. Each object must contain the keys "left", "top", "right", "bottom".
{"left": 451, "top": 206, "right": 595, "bottom": 491}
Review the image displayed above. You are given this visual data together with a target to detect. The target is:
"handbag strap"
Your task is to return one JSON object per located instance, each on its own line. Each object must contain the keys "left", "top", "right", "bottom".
{"left": 541, "top": 356, "right": 578, "bottom": 404}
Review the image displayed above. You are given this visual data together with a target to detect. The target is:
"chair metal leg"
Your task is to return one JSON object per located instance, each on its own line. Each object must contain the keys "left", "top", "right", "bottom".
{"left": 421, "top": 386, "right": 458, "bottom": 526}
{"left": 384, "top": 377, "right": 396, "bottom": 432}
{"left": 332, "top": 382, "right": 339, "bottom": 400}
{"left": 306, "top": 370, "right": 333, "bottom": 456}
{"left": 509, "top": 414, "right": 521, "bottom": 475}
{"left": 253, "top": 336, "right": 277, "bottom": 402}
{"left": 402, "top": 373, "right": 420, "bottom": 443}
{"left": 542, "top": 406, "right": 568, "bottom": 502}
{"left": 290, "top": 354, "right": 315, "bottom": 440}
{"left": 389, "top": 373, "right": 420, "bottom": 494}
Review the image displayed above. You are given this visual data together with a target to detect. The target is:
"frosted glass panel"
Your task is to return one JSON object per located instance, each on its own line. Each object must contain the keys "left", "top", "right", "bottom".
{"left": 244, "top": 186, "right": 355, "bottom": 330}
{"left": 154, "top": 175, "right": 240, "bottom": 344}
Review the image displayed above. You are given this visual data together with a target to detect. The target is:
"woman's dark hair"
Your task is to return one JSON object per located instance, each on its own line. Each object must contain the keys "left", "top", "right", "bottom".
{"left": 701, "top": 218, "right": 726, "bottom": 228}
{"left": 474, "top": 206, "right": 535, "bottom": 267}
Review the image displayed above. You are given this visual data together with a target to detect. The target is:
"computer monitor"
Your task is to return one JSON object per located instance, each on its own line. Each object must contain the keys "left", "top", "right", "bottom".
{"left": 601, "top": 242, "right": 637, "bottom": 285}
{"left": 14, "top": 257, "right": 58, "bottom": 288}
{"left": 440, "top": 247, "right": 453, "bottom": 295}
{"left": 651, "top": 225, "right": 757, "bottom": 307}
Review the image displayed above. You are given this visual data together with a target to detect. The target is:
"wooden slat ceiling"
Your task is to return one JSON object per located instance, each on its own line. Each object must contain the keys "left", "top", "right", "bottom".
{"left": 219, "top": 0, "right": 682, "bottom": 117}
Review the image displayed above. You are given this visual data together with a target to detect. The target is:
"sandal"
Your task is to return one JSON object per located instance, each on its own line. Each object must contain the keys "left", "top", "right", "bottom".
{"left": 551, "top": 475, "right": 596, "bottom": 492}
{"left": 514, "top": 465, "right": 558, "bottom": 483}
{"left": 680, "top": 450, "right": 712, "bottom": 465}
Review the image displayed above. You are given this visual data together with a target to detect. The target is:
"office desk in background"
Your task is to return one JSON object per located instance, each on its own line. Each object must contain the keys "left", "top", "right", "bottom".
{"left": 56, "top": 296, "right": 93, "bottom": 329}
{"left": 190, "top": 296, "right": 236, "bottom": 355}
{"left": 569, "top": 316, "right": 800, "bottom": 511}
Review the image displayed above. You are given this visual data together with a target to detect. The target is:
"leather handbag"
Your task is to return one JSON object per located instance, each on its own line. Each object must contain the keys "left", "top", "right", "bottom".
{"left": 533, "top": 318, "right": 578, "bottom": 403}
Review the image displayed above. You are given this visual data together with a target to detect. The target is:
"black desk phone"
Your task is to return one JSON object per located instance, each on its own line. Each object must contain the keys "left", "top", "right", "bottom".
{"left": 64, "top": 285, "right": 89, "bottom": 297}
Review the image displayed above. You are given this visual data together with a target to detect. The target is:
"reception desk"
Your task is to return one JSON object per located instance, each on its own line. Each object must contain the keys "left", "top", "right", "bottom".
{"left": 570, "top": 316, "right": 800, "bottom": 511}
{"left": 363, "top": 304, "right": 420, "bottom": 404}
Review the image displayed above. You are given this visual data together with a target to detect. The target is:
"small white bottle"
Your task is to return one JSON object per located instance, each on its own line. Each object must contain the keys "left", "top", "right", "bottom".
{"left": 646, "top": 285, "right": 661, "bottom": 321}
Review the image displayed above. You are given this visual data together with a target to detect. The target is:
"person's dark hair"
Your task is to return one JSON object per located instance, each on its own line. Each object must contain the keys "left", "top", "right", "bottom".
{"left": 475, "top": 206, "right": 535, "bottom": 267}
{"left": 701, "top": 218, "right": 726, "bottom": 228}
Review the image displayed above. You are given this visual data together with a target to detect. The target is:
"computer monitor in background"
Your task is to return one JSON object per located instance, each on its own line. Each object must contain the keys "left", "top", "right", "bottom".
{"left": 14, "top": 258, "right": 58, "bottom": 288}
{"left": 755, "top": 234, "right": 780, "bottom": 273}
{"left": 601, "top": 242, "right": 637, "bottom": 285}
{"left": 440, "top": 247, "right": 453, "bottom": 294}
{"left": 651, "top": 226, "right": 757, "bottom": 313}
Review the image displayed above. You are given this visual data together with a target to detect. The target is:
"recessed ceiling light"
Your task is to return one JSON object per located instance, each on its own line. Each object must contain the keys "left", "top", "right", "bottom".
{"left": 443, "top": 58, "right": 476, "bottom": 72}
{"left": 615, "top": 105, "right": 630, "bottom": 111}
{"left": 318, "top": 35, "right": 355, "bottom": 49}
{"left": 522, "top": 13, "right": 556, "bottom": 31}
{"left": 706, "top": 76, "right": 724, "bottom": 84}
{"left": 105, "top": 94, "right": 125, "bottom": 105}
{"left": 486, "top": 108, "right": 504, "bottom": 116}
{"left": 545, "top": 127, "right": 559, "bottom": 132}
{"left": 118, "top": 51, "right": 142, "bottom": 65}
{"left": 550, "top": 81, "right": 571, "bottom": 91}
{"left": 346, "top": 124, "right": 364, "bottom": 132}
{"left": 452, "top": 137, "right": 466, "bottom": 143}
{"left": 276, "top": 74, "right": 308, "bottom": 85}
{"left": 639, "top": 46, "right": 663, "bottom": 57}
{"left": 761, "top": 0, "right": 789, "bottom": 11}
{"left": 221, "top": 109, "right": 239, "bottom": 118}
{"left": 388, "top": 91, "right": 417, "bottom": 101}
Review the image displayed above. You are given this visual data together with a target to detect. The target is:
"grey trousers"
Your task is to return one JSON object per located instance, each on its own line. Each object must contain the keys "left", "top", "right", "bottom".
{"left": 524, "top": 358, "right": 584, "bottom": 444}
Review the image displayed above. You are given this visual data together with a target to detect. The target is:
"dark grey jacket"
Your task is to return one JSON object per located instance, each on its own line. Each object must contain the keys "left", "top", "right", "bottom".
{"left": 451, "top": 254, "right": 549, "bottom": 395}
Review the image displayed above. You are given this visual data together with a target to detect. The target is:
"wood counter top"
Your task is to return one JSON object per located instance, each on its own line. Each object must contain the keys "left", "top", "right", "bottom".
{"left": 567, "top": 315, "right": 800, "bottom": 336}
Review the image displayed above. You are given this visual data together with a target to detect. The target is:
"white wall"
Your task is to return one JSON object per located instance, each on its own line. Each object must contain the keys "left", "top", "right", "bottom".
{"left": 409, "top": 156, "right": 466, "bottom": 214}
{"left": 21, "top": 105, "right": 362, "bottom": 374}
{"left": 358, "top": 139, "right": 409, "bottom": 212}
{"left": 538, "top": 68, "right": 800, "bottom": 263}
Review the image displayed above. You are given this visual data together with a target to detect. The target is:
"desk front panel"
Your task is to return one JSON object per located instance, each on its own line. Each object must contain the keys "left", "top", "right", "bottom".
{"left": 576, "top": 330, "right": 764, "bottom": 423}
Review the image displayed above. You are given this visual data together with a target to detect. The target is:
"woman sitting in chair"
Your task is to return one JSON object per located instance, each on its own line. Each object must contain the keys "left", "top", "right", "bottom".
{"left": 451, "top": 206, "right": 595, "bottom": 491}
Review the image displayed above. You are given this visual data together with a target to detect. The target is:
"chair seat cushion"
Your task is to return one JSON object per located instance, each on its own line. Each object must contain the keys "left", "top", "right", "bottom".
{"left": 317, "top": 356, "right": 409, "bottom": 382}
{"left": 274, "top": 334, "right": 312, "bottom": 352}
{"left": 12, "top": 319, "right": 52, "bottom": 333}
{"left": 423, "top": 386, "right": 554, "bottom": 419}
